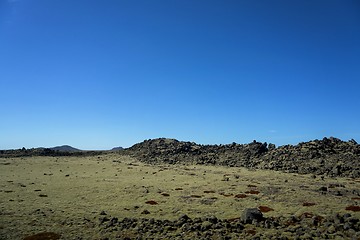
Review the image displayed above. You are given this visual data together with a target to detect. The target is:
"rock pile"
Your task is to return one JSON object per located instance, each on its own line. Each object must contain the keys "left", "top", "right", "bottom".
{"left": 123, "top": 137, "right": 360, "bottom": 178}
{"left": 97, "top": 210, "right": 360, "bottom": 239}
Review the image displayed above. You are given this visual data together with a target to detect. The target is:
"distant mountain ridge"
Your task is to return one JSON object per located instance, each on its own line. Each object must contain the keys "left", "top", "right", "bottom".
{"left": 111, "top": 146, "right": 124, "bottom": 151}
{"left": 50, "top": 145, "right": 81, "bottom": 152}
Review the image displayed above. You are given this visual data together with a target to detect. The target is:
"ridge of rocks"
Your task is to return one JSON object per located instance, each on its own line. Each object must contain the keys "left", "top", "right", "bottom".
{"left": 123, "top": 137, "right": 360, "bottom": 178}
{"left": 94, "top": 211, "right": 359, "bottom": 239}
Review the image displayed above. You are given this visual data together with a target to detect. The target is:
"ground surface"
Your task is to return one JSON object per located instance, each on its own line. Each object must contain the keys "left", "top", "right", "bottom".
{"left": 1, "top": 154, "right": 359, "bottom": 239}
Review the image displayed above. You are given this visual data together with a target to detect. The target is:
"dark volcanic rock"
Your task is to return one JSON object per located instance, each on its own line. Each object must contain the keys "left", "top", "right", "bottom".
{"left": 241, "top": 208, "right": 263, "bottom": 224}
{"left": 122, "top": 137, "right": 360, "bottom": 178}
{"left": 91, "top": 212, "right": 359, "bottom": 239}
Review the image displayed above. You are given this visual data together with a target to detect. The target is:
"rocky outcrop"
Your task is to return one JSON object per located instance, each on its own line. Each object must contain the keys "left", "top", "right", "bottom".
{"left": 123, "top": 137, "right": 360, "bottom": 178}
{"left": 96, "top": 211, "right": 360, "bottom": 239}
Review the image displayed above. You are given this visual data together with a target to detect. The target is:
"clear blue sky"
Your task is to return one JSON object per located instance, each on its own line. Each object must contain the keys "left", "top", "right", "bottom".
{"left": 1, "top": 0, "right": 359, "bottom": 150}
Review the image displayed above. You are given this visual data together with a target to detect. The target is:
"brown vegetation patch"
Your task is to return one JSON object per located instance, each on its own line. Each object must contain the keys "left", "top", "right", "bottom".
{"left": 175, "top": 188, "right": 183, "bottom": 191}
{"left": 234, "top": 194, "right": 247, "bottom": 199}
{"left": 23, "top": 232, "right": 61, "bottom": 240}
{"left": 258, "top": 206, "right": 274, "bottom": 213}
{"left": 161, "top": 193, "right": 170, "bottom": 197}
{"left": 245, "top": 190, "right": 260, "bottom": 194}
{"left": 302, "top": 202, "right": 316, "bottom": 206}
{"left": 145, "top": 200, "right": 158, "bottom": 205}
{"left": 351, "top": 197, "right": 360, "bottom": 200}
{"left": 247, "top": 184, "right": 257, "bottom": 188}
{"left": 345, "top": 205, "right": 360, "bottom": 212}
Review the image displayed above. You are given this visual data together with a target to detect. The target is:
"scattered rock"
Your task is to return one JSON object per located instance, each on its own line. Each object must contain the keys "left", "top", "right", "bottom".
{"left": 141, "top": 210, "right": 150, "bottom": 215}
{"left": 303, "top": 202, "right": 316, "bottom": 206}
{"left": 241, "top": 208, "right": 263, "bottom": 224}
{"left": 204, "top": 190, "right": 216, "bottom": 193}
{"left": 190, "top": 195, "right": 202, "bottom": 198}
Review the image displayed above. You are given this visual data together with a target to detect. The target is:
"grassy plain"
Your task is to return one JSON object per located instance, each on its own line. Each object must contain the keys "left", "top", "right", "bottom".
{"left": 1, "top": 153, "right": 359, "bottom": 239}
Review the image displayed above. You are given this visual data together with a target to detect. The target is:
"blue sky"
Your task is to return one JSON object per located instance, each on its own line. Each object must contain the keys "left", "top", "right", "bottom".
{"left": 1, "top": 0, "right": 359, "bottom": 150}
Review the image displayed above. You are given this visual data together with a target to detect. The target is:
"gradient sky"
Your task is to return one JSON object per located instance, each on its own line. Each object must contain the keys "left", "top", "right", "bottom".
{"left": 1, "top": 0, "right": 359, "bottom": 150}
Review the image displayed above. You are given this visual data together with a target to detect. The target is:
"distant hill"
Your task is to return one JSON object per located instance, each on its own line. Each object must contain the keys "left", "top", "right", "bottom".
{"left": 111, "top": 146, "right": 124, "bottom": 151}
{"left": 50, "top": 145, "right": 81, "bottom": 152}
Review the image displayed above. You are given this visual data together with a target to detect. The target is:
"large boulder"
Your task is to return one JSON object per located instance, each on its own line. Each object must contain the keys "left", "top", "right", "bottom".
{"left": 241, "top": 208, "right": 263, "bottom": 224}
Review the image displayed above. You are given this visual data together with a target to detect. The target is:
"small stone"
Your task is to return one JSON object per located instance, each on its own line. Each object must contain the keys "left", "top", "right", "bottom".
{"left": 141, "top": 209, "right": 150, "bottom": 214}
{"left": 343, "top": 222, "right": 351, "bottom": 230}
{"left": 303, "top": 202, "right": 316, "bottom": 207}
{"left": 179, "top": 214, "right": 191, "bottom": 222}
{"left": 99, "top": 216, "right": 110, "bottom": 225}
{"left": 100, "top": 210, "right": 107, "bottom": 215}
{"left": 207, "top": 215, "right": 218, "bottom": 224}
